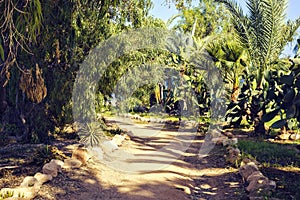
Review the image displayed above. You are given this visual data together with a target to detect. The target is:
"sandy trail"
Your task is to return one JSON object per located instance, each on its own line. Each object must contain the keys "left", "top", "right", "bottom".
{"left": 70, "top": 116, "right": 234, "bottom": 200}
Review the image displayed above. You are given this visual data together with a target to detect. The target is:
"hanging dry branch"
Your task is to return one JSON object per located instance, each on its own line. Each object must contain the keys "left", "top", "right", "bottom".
{"left": 19, "top": 63, "right": 47, "bottom": 103}
{"left": 0, "top": 0, "right": 42, "bottom": 86}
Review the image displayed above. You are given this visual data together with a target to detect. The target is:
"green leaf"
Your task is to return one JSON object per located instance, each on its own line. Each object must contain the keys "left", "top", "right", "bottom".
{"left": 287, "top": 119, "right": 296, "bottom": 130}
{"left": 283, "top": 89, "right": 295, "bottom": 103}
{"left": 267, "top": 89, "right": 276, "bottom": 100}
{"left": 279, "top": 75, "right": 294, "bottom": 85}
{"left": 295, "top": 78, "right": 300, "bottom": 88}
{"left": 232, "top": 116, "right": 242, "bottom": 123}
{"left": 286, "top": 105, "right": 296, "bottom": 119}
{"left": 264, "top": 70, "right": 271, "bottom": 81}
{"left": 262, "top": 109, "right": 280, "bottom": 122}
{"left": 172, "top": 54, "right": 179, "bottom": 64}
{"left": 271, "top": 119, "right": 287, "bottom": 129}
{"left": 183, "top": 74, "right": 190, "bottom": 81}
{"left": 293, "top": 93, "right": 300, "bottom": 105}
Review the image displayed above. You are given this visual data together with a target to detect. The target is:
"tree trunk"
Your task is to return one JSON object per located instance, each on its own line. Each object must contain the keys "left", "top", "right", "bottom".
{"left": 231, "top": 84, "right": 239, "bottom": 102}
{"left": 252, "top": 93, "right": 266, "bottom": 135}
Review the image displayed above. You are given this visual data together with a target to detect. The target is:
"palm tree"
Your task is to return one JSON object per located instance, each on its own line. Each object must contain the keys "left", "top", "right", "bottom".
{"left": 215, "top": 0, "right": 300, "bottom": 88}
{"left": 215, "top": 0, "right": 300, "bottom": 133}
{"left": 207, "top": 39, "right": 248, "bottom": 102}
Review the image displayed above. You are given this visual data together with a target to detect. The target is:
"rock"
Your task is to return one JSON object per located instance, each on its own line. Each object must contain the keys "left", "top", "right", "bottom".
{"left": 63, "top": 158, "right": 82, "bottom": 169}
{"left": 290, "top": 133, "right": 300, "bottom": 140}
{"left": 227, "top": 154, "right": 238, "bottom": 164}
{"left": 133, "top": 114, "right": 139, "bottom": 120}
{"left": 267, "top": 138, "right": 275, "bottom": 142}
{"left": 227, "top": 147, "right": 241, "bottom": 164}
{"left": 224, "top": 131, "right": 234, "bottom": 138}
{"left": 49, "top": 159, "right": 64, "bottom": 172}
{"left": 212, "top": 136, "right": 227, "bottom": 145}
{"left": 102, "top": 140, "right": 118, "bottom": 153}
{"left": 267, "top": 180, "right": 276, "bottom": 191}
{"left": 112, "top": 134, "right": 125, "bottom": 146}
{"left": 34, "top": 172, "right": 52, "bottom": 186}
{"left": 240, "top": 158, "right": 259, "bottom": 166}
{"left": 222, "top": 138, "right": 238, "bottom": 146}
{"left": 266, "top": 180, "right": 276, "bottom": 191}
{"left": 246, "top": 176, "right": 269, "bottom": 192}
{"left": 248, "top": 179, "right": 276, "bottom": 197}
{"left": 42, "top": 163, "right": 58, "bottom": 177}
{"left": 226, "top": 146, "right": 234, "bottom": 151}
{"left": 246, "top": 171, "right": 264, "bottom": 183}
{"left": 72, "top": 146, "right": 90, "bottom": 165}
{"left": 20, "top": 176, "right": 38, "bottom": 187}
{"left": 239, "top": 162, "right": 259, "bottom": 180}
{"left": 229, "top": 147, "right": 240, "bottom": 156}
{"left": 87, "top": 146, "right": 104, "bottom": 160}
{"left": 210, "top": 129, "right": 222, "bottom": 138}
{"left": 277, "top": 133, "right": 290, "bottom": 140}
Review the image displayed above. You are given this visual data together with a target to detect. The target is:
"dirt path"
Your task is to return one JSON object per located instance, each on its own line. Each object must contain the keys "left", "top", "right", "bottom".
{"left": 63, "top": 117, "right": 245, "bottom": 200}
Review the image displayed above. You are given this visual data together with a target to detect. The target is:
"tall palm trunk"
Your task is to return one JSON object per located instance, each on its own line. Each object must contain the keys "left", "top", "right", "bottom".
{"left": 231, "top": 76, "right": 239, "bottom": 102}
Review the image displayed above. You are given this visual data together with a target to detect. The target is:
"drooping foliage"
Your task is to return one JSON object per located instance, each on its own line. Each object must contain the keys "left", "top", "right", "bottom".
{"left": 0, "top": 0, "right": 43, "bottom": 85}
{"left": 0, "top": 0, "right": 165, "bottom": 143}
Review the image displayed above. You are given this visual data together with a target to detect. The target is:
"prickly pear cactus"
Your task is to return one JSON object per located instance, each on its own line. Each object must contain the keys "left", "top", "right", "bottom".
{"left": 262, "top": 59, "right": 300, "bottom": 130}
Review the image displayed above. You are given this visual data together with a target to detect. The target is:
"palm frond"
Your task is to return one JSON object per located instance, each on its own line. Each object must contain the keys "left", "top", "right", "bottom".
{"left": 282, "top": 17, "right": 300, "bottom": 48}
{"left": 166, "top": 13, "right": 182, "bottom": 27}
{"left": 214, "top": 0, "right": 251, "bottom": 52}
{"left": 215, "top": 0, "right": 245, "bottom": 20}
{"left": 261, "top": 0, "right": 288, "bottom": 67}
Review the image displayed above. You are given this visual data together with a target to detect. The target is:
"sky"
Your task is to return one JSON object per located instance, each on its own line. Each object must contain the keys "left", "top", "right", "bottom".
{"left": 150, "top": 0, "right": 300, "bottom": 21}
{"left": 149, "top": 0, "right": 300, "bottom": 56}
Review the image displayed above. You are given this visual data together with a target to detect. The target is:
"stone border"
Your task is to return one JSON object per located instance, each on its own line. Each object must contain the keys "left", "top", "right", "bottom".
{"left": 0, "top": 133, "right": 131, "bottom": 200}
{"left": 0, "top": 150, "right": 86, "bottom": 200}
{"left": 215, "top": 131, "right": 277, "bottom": 200}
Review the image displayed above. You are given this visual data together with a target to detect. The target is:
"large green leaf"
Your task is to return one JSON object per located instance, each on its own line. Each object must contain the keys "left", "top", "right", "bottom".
{"left": 287, "top": 119, "right": 297, "bottom": 130}
{"left": 295, "top": 78, "right": 300, "bottom": 88}
{"left": 283, "top": 89, "right": 295, "bottom": 103}
{"left": 279, "top": 75, "right": 294, "bottom": 86}
{"left": 267, "top": 89, "right": 276, "bottom": 100}
{"left": 293, "top": 93, "right": 300, "bottom": 105}
{"left": 262, "top": 109, "right": 280, "bottom": 122}
{"left": 271, "top": 119, "right": 287, "bottom": 129}
{"left": 286, "top": 105, "right": 296, "bottom": 119}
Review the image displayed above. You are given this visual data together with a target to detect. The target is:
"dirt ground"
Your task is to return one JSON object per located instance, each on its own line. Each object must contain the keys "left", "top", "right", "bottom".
{"left": 0, "top": 117, "right": 250, "bottom": 200}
